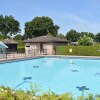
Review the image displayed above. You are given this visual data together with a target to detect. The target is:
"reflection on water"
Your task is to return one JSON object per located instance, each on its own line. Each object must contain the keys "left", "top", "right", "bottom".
{"left": 69, "top": 59, "right": 74, "bottom": 64}
{"left": 71, "top": 70, "right": 79, "bottom": 72}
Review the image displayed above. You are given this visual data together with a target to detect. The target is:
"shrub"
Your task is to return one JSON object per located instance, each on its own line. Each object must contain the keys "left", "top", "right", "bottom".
{"left": 0, "top": 86, "right": 99, "bottom": 100}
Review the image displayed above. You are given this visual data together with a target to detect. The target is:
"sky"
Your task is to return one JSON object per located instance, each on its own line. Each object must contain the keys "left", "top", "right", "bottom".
{"left": 0, "top": 0, "right": 100, "bottom": 35}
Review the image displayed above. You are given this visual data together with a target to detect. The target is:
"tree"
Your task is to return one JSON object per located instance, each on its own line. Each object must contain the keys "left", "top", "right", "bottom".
{"left": 13, "top": 34, "right": 25, "bottom": 48}
{"left": 24, "top": 16, "right": 59, "bottom": 38}
{"left": 57, "top": 33, "right": 66, "bottom": 39}
{"left": 0, "top": 15, "right": 20, "bottom": 36}
{"left": 78, "top": 35, "right": 94, "bottom": 46}
{"left": 0, "top": 34, "right": 7, "bottom": 40}
{"left": 80, "top": 32, "right": 94, "bottom": 39}
{"left": 66, "top": 29, "right": 80, "bottom": 42}
{"left": 95, "top": 33, "right": 100, "bottom": 43}
{"left": 13, "top": 34, "right": 22, "bottom": 41}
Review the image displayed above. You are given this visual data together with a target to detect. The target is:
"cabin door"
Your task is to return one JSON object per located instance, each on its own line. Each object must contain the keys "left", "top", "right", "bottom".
{"left": 40, "top": 43, "right": 43, "bottom": 54}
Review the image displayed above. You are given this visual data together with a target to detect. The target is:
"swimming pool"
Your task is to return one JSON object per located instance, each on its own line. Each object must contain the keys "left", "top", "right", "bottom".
{"left": 0, "top": 57, "right": 100, "bottom": 97}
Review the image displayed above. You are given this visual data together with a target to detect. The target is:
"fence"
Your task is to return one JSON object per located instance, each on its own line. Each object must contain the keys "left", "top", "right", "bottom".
{"left": 0, "top": 49, "right": 47, "bottom": 61}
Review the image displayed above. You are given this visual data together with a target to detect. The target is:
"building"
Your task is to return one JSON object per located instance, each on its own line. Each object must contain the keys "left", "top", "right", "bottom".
{"left": 2, "top": 38, "right": 18, "bottom": 52}
{"left": 24, "top": 35, "right": 68, "bottom": 55}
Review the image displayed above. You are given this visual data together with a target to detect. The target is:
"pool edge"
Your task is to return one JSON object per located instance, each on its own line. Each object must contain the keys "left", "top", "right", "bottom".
{"left": 0, "top": 56, "right": 44, "bottom": 64}
{"left": 0, "top": 55, "right": 100, "bottom": 63}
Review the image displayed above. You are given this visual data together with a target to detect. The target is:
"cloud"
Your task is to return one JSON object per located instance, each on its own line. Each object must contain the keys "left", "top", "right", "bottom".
{"left": 59, "top": 12, "right": 100, "bottom": 34}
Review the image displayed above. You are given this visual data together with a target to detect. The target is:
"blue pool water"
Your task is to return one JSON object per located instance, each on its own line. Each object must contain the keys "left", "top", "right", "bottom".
{"left": 0, "top": 57, "right": 100, "bottom": 97}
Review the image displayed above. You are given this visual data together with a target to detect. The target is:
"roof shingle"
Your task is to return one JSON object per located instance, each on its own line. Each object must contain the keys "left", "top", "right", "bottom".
{"left": 24, "top": 35, "right": 68, "bottom": 43}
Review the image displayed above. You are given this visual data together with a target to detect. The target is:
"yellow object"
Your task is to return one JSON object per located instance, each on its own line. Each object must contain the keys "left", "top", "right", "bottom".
{"left": 69, "top": 48, "right": 72, "bottom": 52}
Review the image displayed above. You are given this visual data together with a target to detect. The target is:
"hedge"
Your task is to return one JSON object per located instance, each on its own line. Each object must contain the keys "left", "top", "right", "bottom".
{"left": 56, "top": 46, "right": 100, "bottom": 56}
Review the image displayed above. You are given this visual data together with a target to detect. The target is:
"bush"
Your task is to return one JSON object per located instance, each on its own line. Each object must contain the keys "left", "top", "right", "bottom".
{"left": 0, "top": 86, "right": 73, "bottom": 100}
{"left": 56, "top": 46, "right": 100, "bottom": 56}
{"left": 0, "top": 86, "right": 99, "bottom": 100}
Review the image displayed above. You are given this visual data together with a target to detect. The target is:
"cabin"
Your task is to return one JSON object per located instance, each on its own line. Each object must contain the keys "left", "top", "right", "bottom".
{"left": 2, "top": 38, "right": 18, "bottom": 52}
{"left": 24, "top": 35, "right": 68, "bottom": 55}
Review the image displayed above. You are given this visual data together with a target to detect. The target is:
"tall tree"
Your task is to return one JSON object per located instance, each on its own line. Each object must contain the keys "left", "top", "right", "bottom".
{"left": 57, "top": 33, "right": 66, "bottom": 39}
{"left": 13, "top": 34, "right": 22, "bottom": 41}
{"left": 95, "top": 33, "right": 100, "bottom": 43}
{"left": 0, "top": 15, "right": 20, "bottom": 36}
{"left": 24, "top": 16, "right": 59, "bottom": 38}
{"left": 0, "top": 34, "right": 7, "bottom": 40}
{"left": 66, "top": 29, "right": 80, "bottom": 42}
{"left": 80, "top": 32, "right": 94, "bottom": 39}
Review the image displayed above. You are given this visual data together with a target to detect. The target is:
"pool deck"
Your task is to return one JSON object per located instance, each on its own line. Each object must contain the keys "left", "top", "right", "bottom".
{"left": 43, "top": 55, "right": 100, "bottom": 59}
{"left": 41, "top": 55, "right": 100, "bottom": 60}
{"left": 0, "top": 54, "right": 100, "bottom": 63}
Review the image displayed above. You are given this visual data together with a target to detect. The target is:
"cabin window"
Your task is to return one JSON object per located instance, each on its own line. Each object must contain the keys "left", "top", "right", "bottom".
{"left": 26, "top": 46, "right": 30, "bottom": 47}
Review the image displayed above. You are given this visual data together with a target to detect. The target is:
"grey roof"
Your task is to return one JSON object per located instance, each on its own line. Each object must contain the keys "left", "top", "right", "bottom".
{"left": 2, "top": 38, "right": 18, "bottom": 44}
{"left": 24, "top": 35, "right": 68, "bottom": 43}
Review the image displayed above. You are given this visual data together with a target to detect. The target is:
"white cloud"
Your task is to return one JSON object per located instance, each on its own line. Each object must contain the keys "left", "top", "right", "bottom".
{"left": 58, "top": 12, "right": 100, "bottom": 34}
